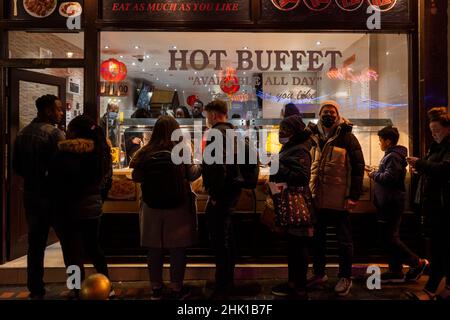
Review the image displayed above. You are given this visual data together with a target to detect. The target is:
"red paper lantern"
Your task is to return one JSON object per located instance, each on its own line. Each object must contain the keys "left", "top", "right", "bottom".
{"left": 187, "top": 95, "right": 199, "bottom": 107}
{"left": 220, "top": 75, "right": 240, "bottom": 95}
{"left": 100, "top": 59, "right": 127, "bottom": 82}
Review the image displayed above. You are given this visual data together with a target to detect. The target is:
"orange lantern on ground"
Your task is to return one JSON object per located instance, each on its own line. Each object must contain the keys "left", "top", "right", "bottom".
{"left": 101, "top": 59, "right": 127, "bottom": 82}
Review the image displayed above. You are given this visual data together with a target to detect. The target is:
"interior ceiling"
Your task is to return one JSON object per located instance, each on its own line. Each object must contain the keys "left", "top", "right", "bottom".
{"left": 96, "top": 32, "right": 365, "bottom": 102}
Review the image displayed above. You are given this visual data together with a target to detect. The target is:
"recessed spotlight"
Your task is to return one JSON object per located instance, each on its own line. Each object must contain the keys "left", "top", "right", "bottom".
{"left": 132, "top": 62, "right": 136, "bottom": 66}
{"left": 104, "top": 45, "right": 109, "bottom": 49}
{"left": 164, "top": 69, "right": 167, "bottom": 72}
{"left": 166, "top": 84, "right": 170, "bottom": 87}
{"left": 243, "top": 46, "right": 249, "bottom": 50}
{"left": 174, "top": 89, "right": 177, "bottom": 91}
{"left": 134, "top": 45, "right": 140, "bottom": 50}
{"left": 386, "top": 51, "right": 390, "bottom": 55}
{"left": 172, "top": 45, "right": 177, "bottom": 49}
{"left": 119, "top": 55, "right": 124, "bottom": 59}
{"left": 156, "top": 78, "right": 159, "bottom": 81}
{"left": 145, "top": 55, "right": 150, "bottom": 59}
{"left": 66, "top": 52, "right": 74, "bottom": 58}
{"left": 243, "top": 71, "right": 246, "bottom": 75}
{"left": 155, "top": 62, "right": 159, "bottom": 66}
{"left": 316, "top": 41, "right": 322, "bottom": 46}
{"left": 194, "top": 71, "right": 198, "bottom": 75}
{"left": 142, "top": 69, "right": 145, "bottom": 72}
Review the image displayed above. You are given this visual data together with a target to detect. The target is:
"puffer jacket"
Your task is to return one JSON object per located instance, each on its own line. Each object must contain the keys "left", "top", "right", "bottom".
{"left": 308, "top": 119, "right": 365, "bottom": 211}
{"left": 13, "top": 118, "right": 65, "bottom": 196}
{"left": 415, "top": 134, "right": 450, "bottom": 212}
{"left": 372, "top": 145, "right": 408, "bottom": 220}
{"left": 48, "top": 139, "right": 105, "bottom": 221}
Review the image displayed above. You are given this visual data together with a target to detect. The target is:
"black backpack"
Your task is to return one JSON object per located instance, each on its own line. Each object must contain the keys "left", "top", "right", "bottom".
{"left": 234, "top": 137, "right": 260, "bottom": 189}
{"left": 139, "top": 151, "right": 187, "bottom": 209}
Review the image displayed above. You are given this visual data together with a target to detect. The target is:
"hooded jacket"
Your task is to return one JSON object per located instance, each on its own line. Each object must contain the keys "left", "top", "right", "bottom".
{"left": 372, "top": 145, "right": 408, "bottom": 216}
{"left": 48, "top": 138, "right": 104, "bottom": 220}
{"left": 308, "top": 118, "right": 365, "bottom": 211}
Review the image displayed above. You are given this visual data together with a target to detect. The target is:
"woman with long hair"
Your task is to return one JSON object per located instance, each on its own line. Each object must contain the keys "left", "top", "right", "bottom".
{"left": 130, "top": 116, "right": 201, "bottom": 300}
{"left": 48, "top": 115, "right": 112, "bottom": 295}
{"left": 407, "top": 107, "right": 450, "bottom": 300}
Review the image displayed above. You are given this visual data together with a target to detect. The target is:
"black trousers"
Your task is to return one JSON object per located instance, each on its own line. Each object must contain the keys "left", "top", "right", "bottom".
{"left": 312, "top": 209, "right": 353, "bottom": 278}
{"left": 287, "top": 234, "right": 310, "bottom": 289}
{"left": 24, "top": 195, "right": 52, "bottom": 296}
{"left": 56, "top": 216, "right": 109, "bottom": 283}
{"left": 378, "top": 209, "right": 419, "bottom": 273}
{"left": 205, "top": 189, "right": 242, "bottom": 292}
{"left": 424, "top": 209, "right": 450, "bottom": 293}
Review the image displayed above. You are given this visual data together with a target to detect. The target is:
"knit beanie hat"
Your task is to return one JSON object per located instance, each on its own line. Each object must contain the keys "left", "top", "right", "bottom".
{"left": 319, "top": 100, "right": 341, "bottom": 116}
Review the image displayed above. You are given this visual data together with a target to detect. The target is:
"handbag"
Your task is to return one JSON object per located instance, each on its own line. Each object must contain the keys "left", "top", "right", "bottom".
{"left": 272, "top": 186, "right": 313, "bottom": 228}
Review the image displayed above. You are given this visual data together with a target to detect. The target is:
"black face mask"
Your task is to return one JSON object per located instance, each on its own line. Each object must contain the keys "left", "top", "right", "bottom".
{"left": 321, "top": 115, "right": 336, "bottom": 128}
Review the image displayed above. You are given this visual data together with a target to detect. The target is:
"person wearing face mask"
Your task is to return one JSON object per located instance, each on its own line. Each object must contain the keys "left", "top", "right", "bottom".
{"left": 406, "top": 107, "right": 450, "bottom": 300}
{"left": 100, "top": 103, "right": 119, "bottom": 147}
{"left": 306, "top": 100, "right": 365, "bottom": 297}
{"left": 269, "top": 115, "right": 314, "bottom": 300}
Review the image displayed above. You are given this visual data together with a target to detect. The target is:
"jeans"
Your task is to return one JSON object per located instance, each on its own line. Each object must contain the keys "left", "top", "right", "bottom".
{"left": 24, "top": 195, "right": 52, "bottom": 296}
{"left": 205, "top": 189, "right": 242, "bottom": 292}
{"left": 312, "top": 209, "right": 353, "bottom": 278}
{"left": 378, "top": 209, "right": 420, "bottom": 273}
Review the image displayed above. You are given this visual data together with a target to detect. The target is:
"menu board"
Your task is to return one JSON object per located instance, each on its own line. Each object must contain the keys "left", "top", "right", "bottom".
{"left": 9, "top": 0, "right": 84, "bottom": 22}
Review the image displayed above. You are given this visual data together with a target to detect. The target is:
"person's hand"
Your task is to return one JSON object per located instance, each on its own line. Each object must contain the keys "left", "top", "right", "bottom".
{"left": 406, "top": 157, "right": 419, "bottom": 168}
{"left": 345, "top": 199, "right": 358, "bottom": 211}
{"left": 368, "top": 170, "right": 376, "bottom": 179}
{"left": 132, "top": 137, "right": 142, "bottom": 145}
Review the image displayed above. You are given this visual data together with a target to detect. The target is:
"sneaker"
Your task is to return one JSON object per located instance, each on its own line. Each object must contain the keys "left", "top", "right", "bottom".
{"left": 381, "top": 272, "right": 406, "bottom": 284}
{"left": 169, "top": 287, "right": 191, "bottom": 300}
{"left": 306, "top": 274, "right": 328, "bottom": 289}
{"left": 271, "top": 283, "right": 296, "bottom": 297}
{"left": 334, "top": 277, "right": 352, "bottom": 297}
{"left": 151, "top": 287, "right": 163, "bottom": 300}
{"left": 405, "top": 259, "right": 429, "bottom": 281}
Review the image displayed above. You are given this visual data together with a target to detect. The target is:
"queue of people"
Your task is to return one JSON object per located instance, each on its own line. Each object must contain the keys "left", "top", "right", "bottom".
{"left": 12, "top": 94, "right": 450, "bottom": 301}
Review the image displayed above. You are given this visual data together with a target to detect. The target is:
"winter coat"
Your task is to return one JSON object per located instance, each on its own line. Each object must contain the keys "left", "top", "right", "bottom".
{"left": 372, "top": 145, "right": 408, "bottom": 221}
{"left": 131, "top": 149, "right": 202, "bottom": 248}
{"left": 48, "top": 139, "right": 106, "bottom": 221}
{"left": 308, "top": 119, "right": 365, "bottom": 211}
{"left": 202, "top": 122, "right": 241, "bottom": 201}
{"left": 415, "top": 135, "right": 450, "bottom": 213}
{"left": 270, "top": 141, "right": 314, "bottom": 237}
{"left": 13, "top": 118, "right": 65, "bottom": 198}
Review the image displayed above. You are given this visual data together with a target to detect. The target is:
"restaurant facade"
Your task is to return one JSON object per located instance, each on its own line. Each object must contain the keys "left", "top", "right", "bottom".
{"left": 0, "top": 0, "right": 448, "bottom": 265}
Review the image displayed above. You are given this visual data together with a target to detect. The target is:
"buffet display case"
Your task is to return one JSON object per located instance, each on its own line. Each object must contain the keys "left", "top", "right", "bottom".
{"left": 102, "top": 116, "right": 404, "bottom": 215}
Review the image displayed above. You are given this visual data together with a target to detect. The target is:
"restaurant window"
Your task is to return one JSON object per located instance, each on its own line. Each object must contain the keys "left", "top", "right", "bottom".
{"left": 100, "top": 31, "right": 409, "bottom": 155}
{"left": 8, "top": 31, "right": 84, "bottom": 59}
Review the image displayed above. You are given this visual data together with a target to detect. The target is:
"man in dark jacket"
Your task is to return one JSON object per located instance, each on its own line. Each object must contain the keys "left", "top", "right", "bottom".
{"left": 202, "top": 100, "right": 241, "bottom": 299}
{"left": 307, "top": 100, "right": 365, "bottom": 296}
{"left": 368, "top": 126, "right": 429, "bottom": 283}
{"left": 12, "top": 94, "right": 65, "bottom": 298}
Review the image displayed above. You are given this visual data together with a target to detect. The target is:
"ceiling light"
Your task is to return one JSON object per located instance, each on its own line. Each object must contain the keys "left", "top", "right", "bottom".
{"left": 164, "top": 69, "right": 167, "bottom": 72}
{"left": 66, "top": 52, "right": 74, "bottom": 58}
{"left": 142, "top": 69, "right": 145, "bottom": 72}
{"left": 134, "top": 45, "right": 140, "bottom": 49}
{"left": 386, "top": 51, "right": 390, "bottom": 55}
{"left": 145, "top": 55, "right": 150, "bottom": 59}
{"left": 166, "top": 84, "right": 170, "bottom": 87}
{"left": 243, "top": 46, "right": 248, "bottom": 50}
{"left": 104, "top": 45, "right": 109, "bottom": 49}
{"left": 132, "top": 62, "right": 136, "bottom": 66}
{"left": 172, "top": 45, "right": 177, "bottom": 49}
{"left": 155, "top": 62, "right": 159, "bottom": 66}
{"left": 119, "top": 55, "right": 124, "bottom": 59}
{"left": 316, "top": 41, "right": 322, "bottom": 46}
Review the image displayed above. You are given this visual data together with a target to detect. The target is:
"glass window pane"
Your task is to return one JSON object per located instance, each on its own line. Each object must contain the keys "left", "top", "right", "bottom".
{"left": 9, "top": 31, "right": 84, "bottom": 59}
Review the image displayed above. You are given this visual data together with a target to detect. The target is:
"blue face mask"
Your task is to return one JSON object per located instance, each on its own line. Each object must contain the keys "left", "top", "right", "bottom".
{"left": 108, "top": 111, "right": 118, "bottom": 120}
